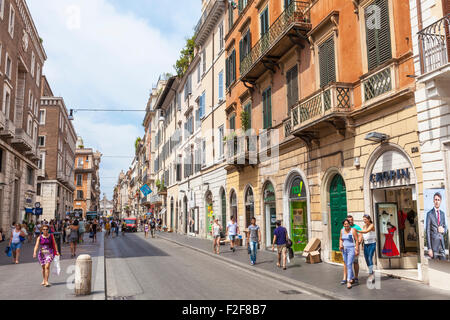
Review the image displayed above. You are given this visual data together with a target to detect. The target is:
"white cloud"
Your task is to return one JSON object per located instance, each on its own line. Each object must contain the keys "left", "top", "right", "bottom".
{"left": 26, "top": 0, "right": 196, "bottom": 199}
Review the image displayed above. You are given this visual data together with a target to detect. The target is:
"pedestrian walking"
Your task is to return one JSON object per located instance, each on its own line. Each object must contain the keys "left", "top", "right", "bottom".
{"left": 226, "top": 216, "right": 239, "bottom": 252}
{"left": 27, "top": 221, "right": 35, "bottom": 243}
{"left": 150, "top": 219, "right": 156, "bottom": 238}
{"left": 111, "top": 220, "right": 117, "bottom": 238}
{"left": 78, "top": 219, "right": 86, "bottom": 243}
{"left": 357, "top": 214, "right": 377, "bottom": 284}
{"left": 91, "top": 219, "right": 98, "bottom": 243}
{"left": 69, "top": 220, "right": 80, "bottom": 258}
{"left": 212, "top": 219, "right": 222, "bottom": 254}
{"left": 345, "top": 215, "right": 362, "bottom": 284}
{"left": 33, "top": 224, "right": 60, "bottom": 287}
{"left": 105, "top": 221, "right": 111, "bottom": 237}
{"left": 115, "top": 220, "right": 120, "bottom": 237}
{"left": 272, "top": 221, "right": 289, "bottom": 270}
{"left": 247, "top": 217, "right": 261, "bottom": 266}
{"left": 9, "top": 223, "right": 26, "bottom": 264}
{"left": 34, "top": 221, "right": 42, "bottom": 239}
{"left": 340, "top": 219, "right": 360, "bottom": 289}
{"left": 144, "top": 221, "right": 150, "bottom": 238}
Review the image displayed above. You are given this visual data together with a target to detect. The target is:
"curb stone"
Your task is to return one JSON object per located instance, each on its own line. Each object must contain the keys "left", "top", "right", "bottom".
{"left": 157, "top": 234, "right": 346, "bottom": 300}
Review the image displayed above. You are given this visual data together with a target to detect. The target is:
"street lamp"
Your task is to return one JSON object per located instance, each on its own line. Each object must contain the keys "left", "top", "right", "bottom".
{"left": 365, "top": 132, "right": 389, "bottom": 143}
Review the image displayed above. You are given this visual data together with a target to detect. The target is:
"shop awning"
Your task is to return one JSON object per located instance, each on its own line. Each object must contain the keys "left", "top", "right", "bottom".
{"left": 159, "top": 208, "right": 167, "bottom": 216}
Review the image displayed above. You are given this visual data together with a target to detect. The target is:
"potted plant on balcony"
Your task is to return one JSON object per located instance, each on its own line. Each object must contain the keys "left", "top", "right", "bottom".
{"left": 156, "top": 179, "right": 167, "bottom": 195}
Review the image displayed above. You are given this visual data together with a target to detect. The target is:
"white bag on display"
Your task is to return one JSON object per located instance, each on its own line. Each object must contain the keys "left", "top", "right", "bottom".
{"left": 52, "top": 256, "right": 61, "bottom": 276}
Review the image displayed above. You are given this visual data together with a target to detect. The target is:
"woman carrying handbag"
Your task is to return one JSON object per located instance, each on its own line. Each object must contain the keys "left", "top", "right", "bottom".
{"left": 33, "top": 225, "right": 60, "bottom": 287}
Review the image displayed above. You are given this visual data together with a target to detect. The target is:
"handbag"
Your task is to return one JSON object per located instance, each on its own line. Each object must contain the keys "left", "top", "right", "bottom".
{"left": 89, "top": 231, "right": 94, "bottom": 238}
{"left": 286, "top": 238, "right": 293, "bottom": 248}
{"left": 51, "top": 255, "right": 61, "bottom": 276}
{"left": 5, "top": 246, "right": 12, "bottom": 257}
{"left": 19, "top": 236, "right": 26, "bottom": 242}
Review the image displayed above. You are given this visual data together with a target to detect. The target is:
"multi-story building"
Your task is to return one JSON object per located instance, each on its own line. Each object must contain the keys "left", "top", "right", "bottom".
{"left": 0, "top": 0, "right": 47, "bottom": 229}
{"left": 36, "top": 76, "right": 76, "bottom": 221}
{"left": 100, "top": 193, "right": 114, "bottom": 218}
{"left": 114, "top": 170, "right": 130, "bottom": 218}
{"left": 410, "top": 0, "right": 450, "bottom": 289}
{"left": 73, "top": 137, "right": 101, "bottom": 218}
{"left": 223, "top": 0, "right": 427, "bottom": 281}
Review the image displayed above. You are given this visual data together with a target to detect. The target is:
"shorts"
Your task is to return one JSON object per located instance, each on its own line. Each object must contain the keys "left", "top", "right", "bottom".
{"left": 214, "top": 235, "right": 220, "bottom": 239}
{"left": 11, "top": 242, "right": 22, "bottom": 251}
{"left": 277, "top": 244, "right": 287, "bottom": 255}
{"left": 229, "top": 235, "right": 236, "bottom": 241}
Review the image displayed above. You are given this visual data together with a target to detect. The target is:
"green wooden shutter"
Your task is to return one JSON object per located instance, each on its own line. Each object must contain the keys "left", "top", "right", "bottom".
{"left": 263, "top": 88, "right": 272, "bottom": 129}
{"left": 319, "top": 37, "right": 336, "bottom": 87}
{"left": 365, "top": 0, "right": 392, "bottom": 71}
{"left": 239, "top": 39, "right": 244, "bottom": 63}
{"left": 286, "top": 65, "right": 298, "bottom": 111}
{"left": 232, "top": 50, "right": 236, "bottom": 82}
{"left": 238, "top": 0, "right": 243, "bottom": 13}
{"left": 226, "top": 57, "right": 230, "bottom": 88}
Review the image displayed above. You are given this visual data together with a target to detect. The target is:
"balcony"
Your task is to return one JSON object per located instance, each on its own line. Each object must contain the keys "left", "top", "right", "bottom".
{"left": 11, "top": 128, "right": 34, "bottom": 152}
{"left": 290, "top": 83, "right": 353, "bottom": 138}
{"left": 0, "top": 119, "right": 15, "bottom": 140}
{"left": 240, "top": 1, "right": 311, "bottom": 82}
{"left": 224, "top": 133, "right": 258, "bottom": 171}
{"left": 417, "top": 14, "right": 450, "bottom": 102}
{"left": 194, "top": 0, "right": 226, "bottom": 46}
{"left": 0, "top": 111, "right": 6, "bottom": 131}
{"left": 150, "top": 194, "right": 162, "bottom": 205}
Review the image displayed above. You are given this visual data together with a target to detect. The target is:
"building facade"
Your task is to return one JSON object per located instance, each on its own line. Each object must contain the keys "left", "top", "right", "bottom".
{"left": 73, "top": 137, "right": 101, "bottom": 218}
{"left": 410, "top": 0, "right": 450, "bottom": 289}
{"left": 0, "top": 0, "right": 47, "bottom": 229}
{"left": 100, "top": 193, "right": 114, "bottom": 218}
{"left": 36, "top": 76, "right": 76, "bottom": 221}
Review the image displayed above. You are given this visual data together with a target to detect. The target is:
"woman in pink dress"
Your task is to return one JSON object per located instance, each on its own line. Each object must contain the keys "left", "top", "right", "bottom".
{"left": 33, "top": 225, "right": 60, "bottom": 287}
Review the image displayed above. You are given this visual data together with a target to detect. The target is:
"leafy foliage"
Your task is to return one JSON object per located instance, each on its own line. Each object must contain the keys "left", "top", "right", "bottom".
{"left": 174, "top": 35, "right": 196, "bottom": 77}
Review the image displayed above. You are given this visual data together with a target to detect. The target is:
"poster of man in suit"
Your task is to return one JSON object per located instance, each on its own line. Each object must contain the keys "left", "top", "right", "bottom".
{"left": 424, "top": 189, "right": 449, "bottom": 261}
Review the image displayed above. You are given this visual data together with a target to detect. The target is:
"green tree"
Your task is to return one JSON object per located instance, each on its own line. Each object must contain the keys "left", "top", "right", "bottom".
{"left": 174, "top": 35, "right": 196, "bottom": 77}
{"left": 135, "top": 137, "right": 142, "bottom": 154}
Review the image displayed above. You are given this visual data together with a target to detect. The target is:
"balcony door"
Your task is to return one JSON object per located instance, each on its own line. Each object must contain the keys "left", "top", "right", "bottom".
{"left": 260, "top": 7, "right": 270, "bottom": 52}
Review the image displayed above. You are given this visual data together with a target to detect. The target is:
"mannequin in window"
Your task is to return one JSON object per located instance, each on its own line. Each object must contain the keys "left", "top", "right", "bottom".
{"left": 382, "top": 222, "right": 400, "bottom": 257}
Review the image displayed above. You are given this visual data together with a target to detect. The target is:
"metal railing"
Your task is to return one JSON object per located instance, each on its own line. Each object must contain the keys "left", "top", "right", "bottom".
{"left": 362, "top": 65, "right": 394, "bottom": 101}
{"left": 284, "top": 118, "right": 292, "bottom": 137}
{"left": 225, "top": 133, "right": 257, "bottom": 164}
{"left": 418, "top": 14, "right": 450, "bottom": 74}
{"left": 240, "top": 1, "right": 310, "bottom": 78}
{"left": 291, "top": 83, "right": 352, "bottom": 129}
{"left": 194, "top": 0, "right": 220, "bottom": 35}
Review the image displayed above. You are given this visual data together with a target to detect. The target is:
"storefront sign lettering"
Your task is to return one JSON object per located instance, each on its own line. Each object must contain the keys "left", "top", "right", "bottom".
{"left": 370, "top": 168, "right": 410, "bottom": 183}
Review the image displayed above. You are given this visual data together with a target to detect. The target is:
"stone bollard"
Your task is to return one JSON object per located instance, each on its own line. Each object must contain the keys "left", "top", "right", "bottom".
{"left": 75, "top": 254, "right": 92, "bottom": 296}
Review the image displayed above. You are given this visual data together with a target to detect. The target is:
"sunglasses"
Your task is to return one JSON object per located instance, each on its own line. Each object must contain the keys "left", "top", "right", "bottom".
{"left": 42, "top": 228, "right": 49, "bottom": 231}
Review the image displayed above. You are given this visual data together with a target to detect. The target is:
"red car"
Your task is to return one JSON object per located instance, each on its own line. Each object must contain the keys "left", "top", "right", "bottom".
{"left": 124, "top": 218, "right": 137, "bottom": 232}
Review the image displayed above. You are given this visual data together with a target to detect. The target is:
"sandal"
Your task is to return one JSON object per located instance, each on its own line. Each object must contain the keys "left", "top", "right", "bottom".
{"left": 347, "top": 283, "right": 352, "bottom": 289}
{"left": 277, "top": 263, "right": 281, "bottom": 268}
{"left": 340, "top": 280, "right": 347, "bottom": 285}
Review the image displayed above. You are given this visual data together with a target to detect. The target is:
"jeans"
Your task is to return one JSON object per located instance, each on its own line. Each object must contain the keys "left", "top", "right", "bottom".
{"left": 343, "top": 246, "right": 355, "bottom": 281}
{"left": 249, "top": 241, "right": 258, "bottom": 264}
{"left": 364, "top": 243, "right": 376, "bottom": 275}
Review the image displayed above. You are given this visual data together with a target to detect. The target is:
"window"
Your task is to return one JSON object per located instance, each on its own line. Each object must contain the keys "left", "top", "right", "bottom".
{"left": 262, "top": 87, "right": 272, "bottom": 129}
{"left": 202, "top": 140, "right": 206, "bottom": 165}
{"left": 284, "top": 0, "right": 293, "bottom": 9}
{"left": 0, "top": 148, "right": 3, "bottom": 173}
{"left": 38, "top": 153, "right": 45, "bottom": 170}
{"left": 177, "top": 93, "right": 181, "bottom": 111}
{"left": 229, "top": 114, "right": 236, "bottom": 131}
{"left": 34, "top": 123, "right": 37, "bottom": 142}
{"left": 8, "top": 4, "right": 14, "bottom": 37}
{"left": 226, "top": 49, "right": 236, "bottom": 89}
{"left": 365, "top": 0, "right": 392, "bottom": 71}
{"left": 39, "top": 110, "right": 46, "bottom": 124}
{"left": 197, "top": 64, "right": 201, "bottom": 83}
{"left": 27, "top": 117, "right": 32, "bottom": 136}
{"left": 286, "top": 65, "right": 299, "bottom": 113}
{"left": 38, "top": 136, "right": 45, "bottom": 146}
{"left": 0, "top": 0, "right": 4, "bottom": 19}
{"left": 5, "top": 53, "right": 12, "bottom": 79}
{"left": 0, "top": 43, "right": 2, "bottom": 67}
{"left": 318, "top": 36, "right": 336, "bottom": 87}
{"left": 77, "top": 190, "right": 84, "bottom": 200}
{"left": 219, "top": 22, "right": 224, "bottom": 51}
{"left": 31, "top": 52, "right": 35, "bottom": 78}
{"left": 244, "top": 103, "right": 252, "bottom": 130}
{"left": 36, "top": 183, "right": 41, "bottom": 196}
{"left": 228, "top": 1, "right": 234, "bottom": 30}
{"left": 36, "top": 64, "right": 41, "bottom": 86}
{"left": 2, "top": 84, "right": 10, "bottom": 116}
{"left": 260, "top": 7, "right": 269, "bottom": 37}
{"left": 238, "top": 0, "right": 248, "bottom": 14}
{"left": 218, "top": 125, "right": 224, "bottom": 157}
{"left": 76, "top": 174, "right": 83, "bottom": 186}
{"left": 27, "top": 166, "right": 34, "bottom": 185}
{"left": 218, "top": 70, "right": 224, "bottom": 101}
{"left": 200, "top": 91, "right": 205, "bottom": 118}
{"left": 239, "top": 30, "right": 251, "bottom": 62}
{"left": 202, "top": 50, "right": 206, "bottom": 74}
{"left": 184, "top": 75, "right": 192, "bottom": 100}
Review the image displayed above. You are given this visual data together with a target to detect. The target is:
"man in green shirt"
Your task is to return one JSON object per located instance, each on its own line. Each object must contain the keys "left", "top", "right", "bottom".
{"left": 27, "top": 221, "right": 35, "bottom": 243}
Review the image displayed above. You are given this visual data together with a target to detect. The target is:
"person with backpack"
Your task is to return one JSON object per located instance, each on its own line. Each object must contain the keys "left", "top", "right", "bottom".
{"left": 272, "top": 220, "right": 289, "bottom": 270}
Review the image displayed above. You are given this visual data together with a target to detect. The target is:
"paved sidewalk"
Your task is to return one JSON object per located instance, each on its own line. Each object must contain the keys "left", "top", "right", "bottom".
{"left": 0, "top": 232, "right": 105, "bottom": 300}
{"left": 157, "top": 231, "right": 450, "bottom": 300}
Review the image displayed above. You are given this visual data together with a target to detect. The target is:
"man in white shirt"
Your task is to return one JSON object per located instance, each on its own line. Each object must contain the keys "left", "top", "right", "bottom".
{"left": 226, "top": 216, "right": 239, "bottom": 252}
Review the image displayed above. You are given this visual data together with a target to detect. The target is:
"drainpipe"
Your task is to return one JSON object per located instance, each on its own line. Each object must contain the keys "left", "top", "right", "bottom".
{"left": 416, "top": 0, "right": 425, "bottom": 74}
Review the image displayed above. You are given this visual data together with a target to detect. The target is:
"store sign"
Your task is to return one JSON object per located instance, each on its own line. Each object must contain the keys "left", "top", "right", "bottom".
{"left": 264, "top": 183, "right": 275, "bottom": 203}
{"left": 290, "top": 177, "right": 307, "bottom": 200}
{"left": 370, "top": 168, "right": 410, "bottom": 184}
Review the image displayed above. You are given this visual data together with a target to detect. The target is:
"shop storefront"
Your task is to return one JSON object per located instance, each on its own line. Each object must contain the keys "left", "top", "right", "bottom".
{"left": 286, "top": 174, "right": 309, "bottom": 252}
{"left": 220, "top": 188, "right": 227, "bottom": 230}
{"left": 329, "top": 174, "right": 348, "bottom": 263}
{"left": 366, "top": 147, "right": 420, "bottom": 272}
{"left": 263, "top": 182, "right": 277, "bottom": 248}
{"left": 230, "top": 190, "right": 237, "bottom": 222}
{"left": 205, "top": 191, "right": 214, "bottom": 238}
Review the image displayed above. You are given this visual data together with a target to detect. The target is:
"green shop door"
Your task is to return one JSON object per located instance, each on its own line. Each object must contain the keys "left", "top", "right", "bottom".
{"left": 330, "top": 175, "right": 347, "bottom": 252}
{"left": 290, "top": 201, "right": 308, "bottom": 252}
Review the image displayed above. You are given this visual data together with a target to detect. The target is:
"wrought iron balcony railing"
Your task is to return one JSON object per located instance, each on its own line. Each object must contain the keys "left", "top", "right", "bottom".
{"left": 418, "top": 14, "right": 450, "bottom": 75}
{"left": 362, "top": 64, "right": 395, "bottom": 102}
{"left": 240, "top": 1, "right": 311, "bottom": 79}
{"left": 284, "top": 118, "right": 292, "bottom": 138}
{"left": 291, "top": 83, "right": 353, "bottom": 131}
{"left": 225, "top": 133, "right": 257, "bottom": 165}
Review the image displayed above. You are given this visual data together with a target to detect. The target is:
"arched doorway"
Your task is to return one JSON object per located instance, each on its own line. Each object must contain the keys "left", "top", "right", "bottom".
{"left": 263, "top": 182, "right": 276, "bottom": 247}
{"left": 170, "top": 197, "right": 174, "bottom": 231}
{"left": 245, "top": 187, "right": 254, "bottom": 229}
{"left": 330, "top": 174, "right": 348, "bottom": 261}
{"left": 205, "top": 191, "right": 214, "bottom": 238}
{"left": 230, "top": 190, "right": 237, "bottom": 222}
{"left": 175, "top": 200, "right": 179, "bottom": 232}
{"left": 220, "top": 188, "right": 227, "bottom": 230}
{"left": 288, "top": 175, "right": 308, "bottom": 252}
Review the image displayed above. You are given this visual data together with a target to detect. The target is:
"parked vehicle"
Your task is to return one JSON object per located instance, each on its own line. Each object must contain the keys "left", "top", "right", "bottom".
{"left": 124, "top": 218, "right": 138, "bottom": 232}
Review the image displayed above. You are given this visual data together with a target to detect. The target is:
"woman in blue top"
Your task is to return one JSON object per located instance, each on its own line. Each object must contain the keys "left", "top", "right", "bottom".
{"left": 339, "top": 219, "right": 359, "bottom": 289}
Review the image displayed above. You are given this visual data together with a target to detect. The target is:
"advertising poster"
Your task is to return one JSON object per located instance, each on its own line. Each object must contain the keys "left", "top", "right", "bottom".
{"left": 424, "top": 189, "right": 449, "bottom": 261}
{"left": 376, "top": 203, "right": 401, "bottom": 259}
